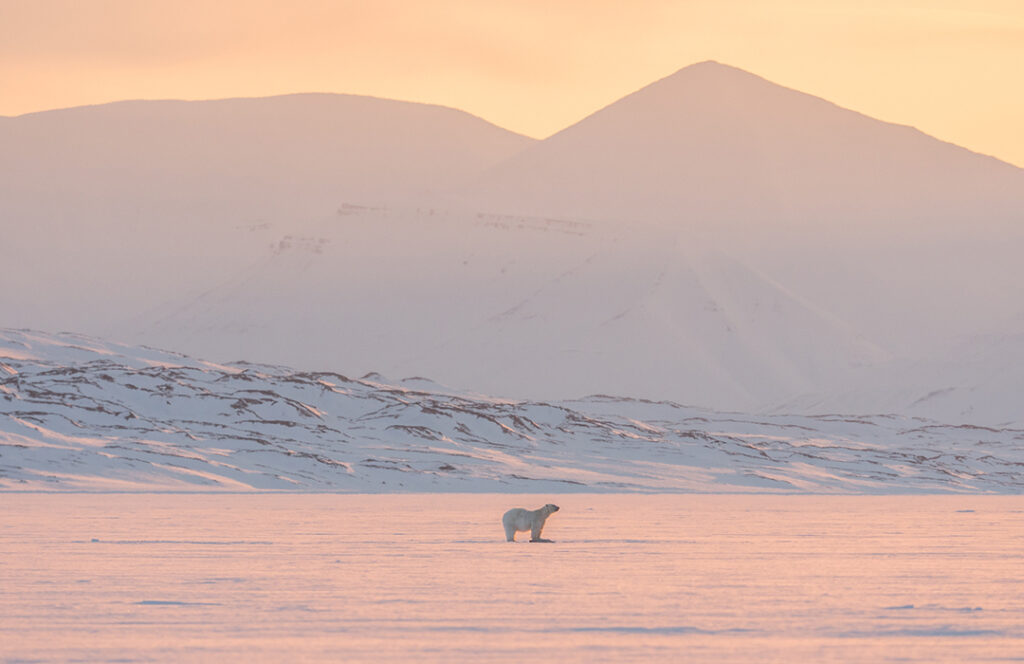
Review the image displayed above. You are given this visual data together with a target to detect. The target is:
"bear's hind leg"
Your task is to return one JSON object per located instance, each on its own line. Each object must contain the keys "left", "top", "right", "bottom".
{"left": 504, "top": 523, "right": 516, "bottom": 542}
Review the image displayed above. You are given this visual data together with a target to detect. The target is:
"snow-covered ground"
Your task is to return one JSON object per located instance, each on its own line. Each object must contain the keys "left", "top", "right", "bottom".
{"left": 2, "top": 329, "right": 1021, "bottom": 493}
{"left": 3, "top": 494, "right": 1022, "bottom": 663}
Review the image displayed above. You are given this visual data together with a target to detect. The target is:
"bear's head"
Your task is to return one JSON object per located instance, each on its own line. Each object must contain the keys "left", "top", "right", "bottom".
{"left": 544, "top": 504, "right": 560, "bottom": 514}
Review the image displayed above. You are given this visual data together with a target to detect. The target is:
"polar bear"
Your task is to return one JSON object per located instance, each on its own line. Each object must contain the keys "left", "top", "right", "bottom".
{"left": 502, "top": 504, "right": 560, "bottom": 542}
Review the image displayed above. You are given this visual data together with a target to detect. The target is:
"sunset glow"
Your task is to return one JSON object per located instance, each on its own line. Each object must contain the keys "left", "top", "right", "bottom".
{"left": 2, "top": 0, "right": 1023, "bottom": 165}
{"left": 4, "top": 5, "right": 1024, "bottom": 662}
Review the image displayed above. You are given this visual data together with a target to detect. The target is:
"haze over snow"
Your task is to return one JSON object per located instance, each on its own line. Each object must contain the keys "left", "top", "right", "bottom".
{"left": 2, "top": 61, "right": 1023, "bottom": 425}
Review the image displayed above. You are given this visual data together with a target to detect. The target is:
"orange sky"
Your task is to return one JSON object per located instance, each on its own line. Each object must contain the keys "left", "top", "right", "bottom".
{"left": 2, "top": 0, "right": 1022, "bottom": 166}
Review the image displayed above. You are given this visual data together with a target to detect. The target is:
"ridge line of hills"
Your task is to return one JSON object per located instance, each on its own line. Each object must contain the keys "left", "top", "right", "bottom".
{"left": 4, "top": 60, "right": 1021, "bottom": 172}
{"left": 3, "top": 328, "right": 1021, "bottom": 493}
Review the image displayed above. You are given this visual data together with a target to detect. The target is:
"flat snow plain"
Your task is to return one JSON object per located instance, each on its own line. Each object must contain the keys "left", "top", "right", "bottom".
{"left": 2, "top": 494, "right": 1022, "bottom": 663}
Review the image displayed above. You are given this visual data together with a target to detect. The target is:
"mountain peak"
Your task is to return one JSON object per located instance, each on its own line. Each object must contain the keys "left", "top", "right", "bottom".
{"left": 621, "top": 60, "right": 794, "bottom": 108}
{"left": 676, "top": 59, "right": 745, "bottom": 73}
{"left": 471, "top": 60, "right": 1024, "bottom": 226}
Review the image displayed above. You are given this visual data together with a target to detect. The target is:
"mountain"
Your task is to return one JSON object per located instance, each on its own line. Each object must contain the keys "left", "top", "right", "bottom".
{"left": 3, "top": 65, "right": 1023, "bottom": 420}
{"left": 464, "top": 60, "right": 1024, "bottom": 361}
{"left": 1, "top": 93, "right": 532, "bottom": 217}
{"left": 3, "top": 329, "right": 1020, "bottom": 493}
{"left": 0, "top": 93, "right": 533, "bottom": 336}
{"left": 467, "top": 61, "right": 1024, "bottom": 232}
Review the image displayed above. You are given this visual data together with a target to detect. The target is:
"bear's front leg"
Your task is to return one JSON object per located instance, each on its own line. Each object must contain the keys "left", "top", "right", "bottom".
{"left": 530, "top": 525, "right": 552, "bottom": 542}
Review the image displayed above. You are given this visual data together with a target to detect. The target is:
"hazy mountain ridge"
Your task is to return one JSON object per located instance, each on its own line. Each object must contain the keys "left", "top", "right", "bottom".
{"left": 469, "top": 61, "right": 1024, "bottom": 226}
{"left": 1, "top": 92, "right": 533, "bottom": 220}
{"left": 3, "top": 329, "right": 1022, "bottom": 493}
{"left": 2, "top": 62, "right": 1023, "bottom": 422}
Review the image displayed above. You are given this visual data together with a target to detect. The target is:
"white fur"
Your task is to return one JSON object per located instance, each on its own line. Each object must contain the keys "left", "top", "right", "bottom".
{"left": 502, "top": 503, "right": 560, "bottom": 542}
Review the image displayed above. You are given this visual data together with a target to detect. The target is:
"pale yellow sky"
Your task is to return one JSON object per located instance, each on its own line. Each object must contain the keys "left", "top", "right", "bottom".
{"left": 2, "top": 0, "right": 1022, "bottom": 166}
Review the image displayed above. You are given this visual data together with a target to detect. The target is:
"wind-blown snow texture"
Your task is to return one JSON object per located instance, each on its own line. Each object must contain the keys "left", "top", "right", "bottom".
{"left": 2, "top": 330, "right": 1021, "bottom": 493}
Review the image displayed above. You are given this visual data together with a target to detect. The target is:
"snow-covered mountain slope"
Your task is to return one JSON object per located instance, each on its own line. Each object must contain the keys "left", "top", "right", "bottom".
{"left": 776, "top": 331, "right": 1024, "bottom": 427}
{"left": 0, "top": 93, "right": 533, "bottom": 338}
{"left": 128, "top": 205, "right": 886, "bottom": 412}
{"left": 3, "top": 63, "right": 1023, "bottom": 423}
{"left": 465, "top": 60, "right": 1024, "bottom": 357}
{"left": 2, "top": 329, "right": 1021, "bottom": 493}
